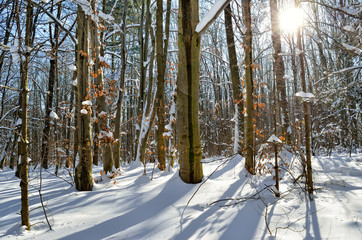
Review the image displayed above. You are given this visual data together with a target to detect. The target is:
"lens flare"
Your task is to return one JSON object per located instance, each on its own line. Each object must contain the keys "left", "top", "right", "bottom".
{"left": 279, "top": 8, "right": 304, "bottom": 33}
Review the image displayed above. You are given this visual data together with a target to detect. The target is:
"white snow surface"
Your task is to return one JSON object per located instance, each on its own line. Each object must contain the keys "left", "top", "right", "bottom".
{"left": 67, "top": 65, "right": 77, "bottom": 71}
{"left": 82, "top": 100, "right": 92, "bottom": 106}
{"left": 195, "top": 0, "right": 229, "bottom": 33}
{"left": 0, "top": 153, "right": 362, "bottom": 239}
{"left": 80, "top": 109, "right": 88, "bottom": 115}
{"left": 267, "top": 134, "right": 282, "bottom": 143}
{"left": 49, "top": 110, "right": 60, "bottom": 120}
{"left": 98, "top": 10, "right": 115, "bottom": 23}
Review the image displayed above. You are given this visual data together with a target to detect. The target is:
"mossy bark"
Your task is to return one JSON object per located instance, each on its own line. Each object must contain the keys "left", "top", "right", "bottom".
{"left": 177, "top": 0, "right": 203, "bottom": 183}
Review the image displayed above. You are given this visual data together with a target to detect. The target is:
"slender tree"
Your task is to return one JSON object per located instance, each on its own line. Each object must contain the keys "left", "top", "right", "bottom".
{"left": 155, "top": 0, "right": 171, "bottom": 170}
{"left": 224, "top": 4, "right": 244, "bottom": 155}
{"left": 75, "top": 0, "right": 93, "bottom": 191}
{"left": 114, "top": 0, "right": 128, "bottom": 169}
{"left": 91, "top": 0, "right": 114, "bottom": 172}
{"left": 296, "top": 5, "right": 313, "bottom": 195}
{"left": 270, "top": 0, "right": 289, "bottom": 141}
{"left": 41, "top": 1, "right": 61, "bottom": 169}
{"left": 243, "top": 0, "right": 254, "bottom": 174}
{"left": 18, "top": 0, "right": 34, "bottom": 229}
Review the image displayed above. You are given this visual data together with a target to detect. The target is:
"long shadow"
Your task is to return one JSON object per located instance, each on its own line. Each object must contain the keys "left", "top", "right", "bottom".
{"left": 177, "top": 168, "right": 263, "bottom": 240}
{"left": 305, "top": 198, "right": 321, "bottom": 239}
{"left": 60, "top": 174, "right": 195, "bottom": 240}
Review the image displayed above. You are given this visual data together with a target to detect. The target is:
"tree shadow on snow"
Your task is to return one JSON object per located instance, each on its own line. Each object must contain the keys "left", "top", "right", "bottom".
{"left": 177, "top": 164, "right": 264, "bottom": 240}
{"left": 60, "top": 173, "right": 194, "bottom": 240}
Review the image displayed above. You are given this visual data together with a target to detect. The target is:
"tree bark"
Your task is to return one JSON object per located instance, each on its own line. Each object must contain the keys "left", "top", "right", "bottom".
{"left": 91, "top": 0, "right": 114, "bottom": 172}
{"left": 114, "top": 0, "right": 128, "bottom": 168}
{"left": 224, "top": 4, "right": 244, "bottom": 155}
{"left": 270, "top": 0, "right": 289, "bottom": 141}
{"left": 155, "top": 0, "right": 171, "bottom": 170}
{"left": 296, "top": 26, "right": 313, "bottom": 195}
{"left": 18, "top": 0, "right": 33, "bottom": 229}
{"left": 75, "top": 2, "right": 93, "bottom": 191}
{"left": 177, "top": 0, "right": 203, "bottom": 183}
{"left": 243, "top": 0, "right": 254, "bottom": 174}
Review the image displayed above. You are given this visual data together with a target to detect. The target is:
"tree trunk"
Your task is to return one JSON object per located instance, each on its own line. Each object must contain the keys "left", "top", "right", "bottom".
{"left": 75, "top": 2, "right": 93, "bottom": 191}
{"left": 18, "top": 0, "right": 33, "bottom": 229}
{"left": 270, "top": 0, "right": 289, "bottom": 141}
{"left": 243, "top": 0, "right": 254, "bottom": 174}
{"left": 177, "top": 0, "right": 203, "bottom": 183}
{"left": 155, "top": 0, "right": 171, "bottom": 170}
{"left": 114, "top": 0, "right": 128, "bottom": 168}
{"left": 91, "top": 0, "right": 114, "bottom": 172}
{"left": 224, "top": 4, "right": 244, "bottom": 155}
{"left": 296, "top": 26, "right": 313, "bottom": 195}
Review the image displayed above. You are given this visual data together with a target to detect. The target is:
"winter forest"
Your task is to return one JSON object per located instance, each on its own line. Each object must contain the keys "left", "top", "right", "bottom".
{"left": 0, "top": 0, "right": 361, "bottom": 239}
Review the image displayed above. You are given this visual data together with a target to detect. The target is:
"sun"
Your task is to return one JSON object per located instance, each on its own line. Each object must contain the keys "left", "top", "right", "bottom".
{"left": 279, "top": 8, "right": 304, "bottom": 33}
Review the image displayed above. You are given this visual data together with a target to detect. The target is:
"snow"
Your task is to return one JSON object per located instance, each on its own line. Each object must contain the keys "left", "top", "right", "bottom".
{"left": 267, "top": 134, "right": 282, "bottom": 143}
{"left": 98, "top": 111, "right": 107, "bottom": 118}
{"left": 49, "top": 110, "right": 60, "bottom": 120}
{"left": 296, "top": 91, "right": 315, "bottom": 101}
{"left": 1, "top": 153, "right": 362, "bottom": 239}
{"left": 10, "top": 39, "right": 21, "bottom": 63}
{"left": 100, "top": 130, "right": 113, "bottom": 139}
{"left": 341, "top": 43, "right": 362, "bottom": 55}
{"left": 80, "top": 109, "right": 88, "bottom": 115}
{"left": 15, "top": 118, "right": 22, "bottom": 126}
{"left": 343, "top": 25, "right": 355, "bottom": 32}
{"left": 195, "top": 0, "right": 229, "bottom": 33}
{"left": 82, "top": 100, "right": 92, "bottom": 106}
{"left": 72, "top": 79, "right": 77, "bottom": 86}
{"left": 98, "top": 10, "right": 115, "bottom": 23}
{"left": 67, "top": 65, "right": 77, "bottom": 71}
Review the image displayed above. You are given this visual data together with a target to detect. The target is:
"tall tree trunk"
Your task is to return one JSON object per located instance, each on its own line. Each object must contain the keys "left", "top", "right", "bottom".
{"left": 134, "top": 0, "right": 147, "bottom": 159}
{"left": 177, "top": 0, "right": 203, "bottom": 183}
{"left": 137, "top": 28, "right": 156, "bottom": 169}
{"left": 18, "top": 0, "right": 33, "bottom": 229}
{"left": 270, "top": 0, "right": 289, "bottom": 141}
{"left": 224, "top": 4, "right": 244, "bottom": 155}
{"left": 75, "top": 1, "right": 93, "bottom": 191}
{"left": 41, "top": 1, "right": 61, "bottom": 169}
{"left": 114, "top": 0, "right": 128, "bottom": 168}
{"left": 296, "top": 26, "right": 313, "bottom": 195}
{"left": 91, "top": 0, "right": 114, "bottom": 172}
{"left": 155, "top": 0, "right": 171, "bottom": 170}
{"left": 243, "top": 0, "right": 254, "bottom": 174}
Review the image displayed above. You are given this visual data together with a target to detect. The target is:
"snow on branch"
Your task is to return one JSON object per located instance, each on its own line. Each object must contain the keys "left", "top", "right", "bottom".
{"left": 195, "top": 0, "right": 232, "bottom": 34}
{"left": 267, "top": 134, "right": 282, "bottom": 144}
{"left": 296, "top": 91, "right": 315, "bottom": 102}
{"left": 341, "top": 43, "right": 362, "bottom": 55}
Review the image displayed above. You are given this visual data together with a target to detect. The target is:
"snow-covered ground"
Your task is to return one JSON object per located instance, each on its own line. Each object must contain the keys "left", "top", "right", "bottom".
{"left": 0, "top": 153, "right": 361, "bottom": 240}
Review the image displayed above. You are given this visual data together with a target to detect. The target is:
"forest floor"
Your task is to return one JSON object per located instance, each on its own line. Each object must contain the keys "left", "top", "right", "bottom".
{"left": 0, "top": 152, "right": 361, "bottom": 240}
